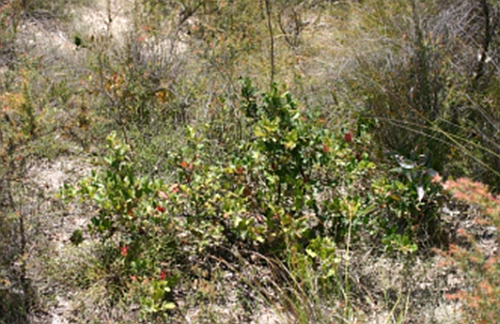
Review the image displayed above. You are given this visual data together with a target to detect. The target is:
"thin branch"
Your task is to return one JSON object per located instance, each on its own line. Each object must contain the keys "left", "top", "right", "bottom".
{"left": 474, "top": 0, "right": 492, "bottom": 84}
{"left": 264, "top": 0, "right": 275, "bottom": 89}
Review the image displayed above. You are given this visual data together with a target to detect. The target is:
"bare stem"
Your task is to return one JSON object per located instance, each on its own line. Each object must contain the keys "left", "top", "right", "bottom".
{"left": 264, "top": 0, "right": 275, "bottom": 89}
{"left": 474, "top": 0, "right": 492, "bottom": 84}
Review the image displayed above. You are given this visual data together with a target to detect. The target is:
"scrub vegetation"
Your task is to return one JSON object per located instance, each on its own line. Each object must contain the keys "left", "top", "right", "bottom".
{"left": 1, "top": 0, "right": 499, "bottom": 323}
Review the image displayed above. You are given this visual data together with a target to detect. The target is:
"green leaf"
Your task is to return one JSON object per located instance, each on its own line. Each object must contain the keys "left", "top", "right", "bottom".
{"left": 306, "top": 248, "right": 317, "bottom": 259}
{"left": 161, "top": 302, "right": 176, "bottom": 310}
{"left": 69, "top": 229, "right": 84, "bottom": 246}
{"left": 254, "top": 125, "right": 266, "bottom": 138}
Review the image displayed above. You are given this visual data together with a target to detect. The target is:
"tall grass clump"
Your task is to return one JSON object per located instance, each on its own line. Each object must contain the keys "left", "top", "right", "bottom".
{"left": 344, "top": 0, "right": 500, "bottom": 190}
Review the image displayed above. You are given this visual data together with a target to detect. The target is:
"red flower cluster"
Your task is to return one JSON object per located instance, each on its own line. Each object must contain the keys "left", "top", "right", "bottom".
{"left": 119, "top": 245, "right": 129, "bottom": 257}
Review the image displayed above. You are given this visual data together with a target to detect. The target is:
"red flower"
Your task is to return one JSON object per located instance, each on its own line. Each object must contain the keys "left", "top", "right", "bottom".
{"left": 159, "top": 269, "right": 167, "bottom": 280}
{"left": 156, "top": 206, "right": 165, "bottom": 213}
{"left": 344, "top": 132, "right": 353, "bottom": 143}
{"left": 119, "top": 245, "right": 129, "bottom": 257}
{"left": 180, "top": 161, "right": 193, "bottom": 170}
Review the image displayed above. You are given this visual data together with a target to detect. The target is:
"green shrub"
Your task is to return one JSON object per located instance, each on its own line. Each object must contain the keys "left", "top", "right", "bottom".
{"left": 372, "top": 152, "right": 444, "bottom": 251}
{"left": 166, "top": 79, "right": 379, "bottom": 254}
{"left": 63, "top": 80, "right": 451, "bottom": 320}
{"left": 61, "top": 133, "right": 180, "bottom": 319}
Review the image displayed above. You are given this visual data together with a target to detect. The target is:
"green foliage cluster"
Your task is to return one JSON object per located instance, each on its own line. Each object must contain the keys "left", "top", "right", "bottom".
{"left": 373, "top": 153, "right": 443, "bottom": 252}
{"left": 62, "top": 133, "right": 179, "bottom": 318}
{"left": 62, "top": 80, "right": 447, "bottom": 319}
{"left": 168, "top": 79, "right": 371, "bottom": 251}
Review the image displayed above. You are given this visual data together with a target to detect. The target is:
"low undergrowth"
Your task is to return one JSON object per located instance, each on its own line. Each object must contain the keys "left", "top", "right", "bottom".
{"left": 437, "top": 177, "right": 500, "bottom": 323}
